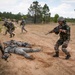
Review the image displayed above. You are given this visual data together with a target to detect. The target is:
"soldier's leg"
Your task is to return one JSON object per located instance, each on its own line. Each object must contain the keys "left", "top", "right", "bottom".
{"left": 22, "top": 51, "right": 34, "bottom": 59}
{"left": 23, "top": 25, "right": 27, "bottom": 32}
{"left": 4, "top": 30, "right": 8, "bottom": 35}
{"left": 0, "top": 44, "right": 4, "bottom": 55}
{"left": 53, "top": 39, "right": 63, "bottom": 57}
{"left": 62, "top": 40, "right": 71, "bottom": 59}
{"left": 11, "top": 29, "right": 15, "bottom": 37}
{"left": 7, "top": 29, "right": 12, "bottom": 38}
{"left": 21, "top": 26, "right": 23, "bottom": 33}
{"left": 23, "top": 48, "right": 40, "bottom": 53}
{"left": 9, "top": 30, "right": 15, "bottom": 38}
{"left": 22, "top": 51, "right": 30, "bottom": 58}
{"left": 15, "top": 48, "right": 34, "bottom": 60}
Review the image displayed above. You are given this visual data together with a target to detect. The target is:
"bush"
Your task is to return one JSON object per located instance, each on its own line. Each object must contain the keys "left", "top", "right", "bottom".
{"left": 54, "top": 14, "right": 59, "bottom": 23}
{"left": 0, "top": 17, "right": 2, "bottom": 21}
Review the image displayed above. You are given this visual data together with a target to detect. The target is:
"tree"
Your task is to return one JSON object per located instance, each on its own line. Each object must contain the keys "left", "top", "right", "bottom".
{"left": 0, "top": 12, "right": 22, "bottom": 20}
{"left": 54, "top": 14, "right": 59, "bottom": 23}
{"left": 0, "top": 17, "right": 2, "bottom": 21}
{"left": 15, "top": 12, "right": 22, "bottom": 20}
{"left": 42, "top": 4, "right": 50, "bottom": 23}
{"left": 28, "top": 1, "right": 42, "bottom": 23}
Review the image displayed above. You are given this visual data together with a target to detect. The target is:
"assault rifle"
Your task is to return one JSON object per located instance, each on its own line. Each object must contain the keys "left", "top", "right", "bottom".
{"left": 45, "top": 25, "right": 62, "bottom": 35}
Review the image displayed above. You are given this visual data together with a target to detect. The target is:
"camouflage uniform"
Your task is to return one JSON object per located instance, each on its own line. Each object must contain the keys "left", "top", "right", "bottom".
{"left": 54, "top": 24, "right": 70, "bottom": 55}
{"left": 3, "top": 22, "right": 15, "bottom": 38}
{"left": 3, "top": 40, "right": 32, "bottom": 48}
{"left": 20, "top": 19, "right": 27, "bottom": 33}
{"left": 2, "top": 45, "right": 40, "bottom": 60}
{"left": 51, "top": 17, "right": 71, "bottom": 59}
{"left": 0, "top": 43, "right": 4, "bottom": 55}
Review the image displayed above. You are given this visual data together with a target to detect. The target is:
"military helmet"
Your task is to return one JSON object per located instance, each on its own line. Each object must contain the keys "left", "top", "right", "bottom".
{"left": 10, "top": 40, "right": 14, "bottom": 43}
{"left": 57, "top": 17, "right": 65, "bottom": 22}
{"left": 2, "top": 54, "right": 9, "bottom": 60}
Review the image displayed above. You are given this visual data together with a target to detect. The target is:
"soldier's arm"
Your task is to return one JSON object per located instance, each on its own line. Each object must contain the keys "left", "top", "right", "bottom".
{"left": 59, "top": 26, "right": 70, "bottom": 33}
{"left": 59, "top": 29, "right": 66, "bottom": 33}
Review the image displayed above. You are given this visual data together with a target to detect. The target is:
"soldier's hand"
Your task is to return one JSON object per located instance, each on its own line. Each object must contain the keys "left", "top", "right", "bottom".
{"left": 59, "top": 29, "right": 66, "bottom": 33}
{"left": 59, "top": 29, "right": 62, "bottom": 32}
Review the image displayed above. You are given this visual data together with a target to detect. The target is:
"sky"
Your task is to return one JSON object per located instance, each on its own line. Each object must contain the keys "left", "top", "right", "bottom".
{"left": 0, "top": 0, "right": 75, "bottom": 18}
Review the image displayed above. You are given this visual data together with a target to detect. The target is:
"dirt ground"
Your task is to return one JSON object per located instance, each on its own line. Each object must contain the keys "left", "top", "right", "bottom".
{"left": 0, "top": 22, "right": 75, "bottom": 75}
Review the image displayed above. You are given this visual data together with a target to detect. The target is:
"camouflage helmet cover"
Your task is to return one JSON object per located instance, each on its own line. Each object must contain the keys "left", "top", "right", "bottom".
{"left": 57, "top": 17, "right": 65, "bottom": 22}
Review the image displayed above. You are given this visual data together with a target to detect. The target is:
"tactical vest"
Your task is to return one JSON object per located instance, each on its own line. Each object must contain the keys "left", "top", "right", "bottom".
{"left": 59, "top": 24, "right": 70, "bottom": 41}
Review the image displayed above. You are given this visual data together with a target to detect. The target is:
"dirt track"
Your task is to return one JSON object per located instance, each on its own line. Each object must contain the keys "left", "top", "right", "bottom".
{"left": 0, "top": 22, "right": 75, "bottom": 75}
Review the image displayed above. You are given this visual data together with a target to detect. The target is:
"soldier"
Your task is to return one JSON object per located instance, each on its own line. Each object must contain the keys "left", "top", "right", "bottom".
{"left": 46, "top": 17, "right": 71, "bottom": 60}
{"left": 2, "top": 44, "right": 40, "bottom": 60}
{"left": 0, "top": 42, "right": 4, "bottom": 55}
{"left": 20, "top": 18, "right": 27, "bottom": 33}
{"left": 8, "top": 22, "right": 15, "bottom": 38}
{"left": 3, "top": 21, "right": 15, "bottom": 38}
{"left": 16, "top": 20, "right": 18, "bottom": 24}
{"left": 4, "top": 18, "right": 8, "bottom": 22}
{"left": 3, "top": 40, "right": 32, "bottom": 48}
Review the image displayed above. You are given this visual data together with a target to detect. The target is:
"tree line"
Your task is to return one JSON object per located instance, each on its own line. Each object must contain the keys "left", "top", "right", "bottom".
{"left": 0, "top": 1, "right": 75, "bottom": 23}
{"left": 0, "top": 12, "right": 22, "bottom": 20}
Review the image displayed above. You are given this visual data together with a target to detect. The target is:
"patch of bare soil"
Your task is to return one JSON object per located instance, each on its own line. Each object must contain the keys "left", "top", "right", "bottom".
{"left": 0, "top": 22, "right": 75, "bottom": 75}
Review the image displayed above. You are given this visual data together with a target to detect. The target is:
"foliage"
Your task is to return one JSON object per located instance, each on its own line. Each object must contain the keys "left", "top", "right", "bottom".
{"left": 28, "top": 1, "right": 42, "bottom": 23}
{"left": 0, "top": 12, "right": 22, "bottom": 20}
{"left": 42, "top": 4, "right": 50, "bottom": 23}
{"left": 53, "top": 14, "right": 59, "bottom": 23}
{"left": 66, "top": 18, "right": 75, "bottom": 23}
{"left": 0, "top": 17, "right": 2, "bottom": 21}
{"left": 28, "top": 1, "right": 50, "bottom": 23}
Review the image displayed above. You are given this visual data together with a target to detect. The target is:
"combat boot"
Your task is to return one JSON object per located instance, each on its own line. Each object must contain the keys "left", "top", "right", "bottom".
{"left": 53, "top": 52, "right": 59, "bottom": 57}
{"left": 13, "top": 34, "right": 15, "bottom": 37}
{"left": 10, "top": 34, "right": 12, "bottom": 38}
{"left": 65, "top": 53, "right": 71, "bottom": 60}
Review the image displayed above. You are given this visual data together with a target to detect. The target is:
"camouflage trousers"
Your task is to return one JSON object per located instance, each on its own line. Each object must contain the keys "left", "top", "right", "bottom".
{"left": 54, "top": 39, "right": 70, "bottom": 55}
{"left": 4, "top": 47, "right": 40, "bottom": 59}
{"left": 21, "top": 25, "right": 27, "bottom": 33}
{"left": 5, "top": 29, "right": 15, "bottom": 38}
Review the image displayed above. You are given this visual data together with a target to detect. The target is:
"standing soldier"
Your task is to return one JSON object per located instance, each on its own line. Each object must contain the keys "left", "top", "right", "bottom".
{"left": 20, "top": 18, "right": 27, "bottom": 33}
{"left": 46, "top": 17, "right": 71, "bottom": 60}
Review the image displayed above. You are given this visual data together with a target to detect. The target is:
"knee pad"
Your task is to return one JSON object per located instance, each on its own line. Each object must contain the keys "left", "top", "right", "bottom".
{"left": 62, "top": 44, "right": 67, "bottom": 48}
{"left": 62, "top": 47, "right": 69, "bottom": 55}
{"left": 62, "top": 48, "right": 66, "bottom": 52}
{"left": 62, "top": 41, "right": 68, "bottom": 48}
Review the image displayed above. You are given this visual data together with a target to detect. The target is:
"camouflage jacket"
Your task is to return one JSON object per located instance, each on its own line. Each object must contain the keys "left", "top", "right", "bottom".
{"left": 20, "top": 20, "right": 26, "bottom": 25}
{"left": 58, "top": 24, "right": 70, "bottom": 41}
